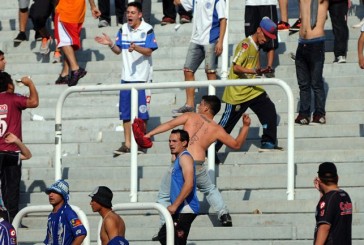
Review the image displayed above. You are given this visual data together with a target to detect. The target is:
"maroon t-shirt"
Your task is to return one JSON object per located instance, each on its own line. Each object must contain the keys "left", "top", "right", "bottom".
{"left": 0, "top": 92, "right": 27, "bottom": 152}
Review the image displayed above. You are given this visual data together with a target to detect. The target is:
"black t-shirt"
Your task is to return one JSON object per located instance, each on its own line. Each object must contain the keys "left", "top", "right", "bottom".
{"left": 314, "top": 189, "right": 352, "bottom": 245}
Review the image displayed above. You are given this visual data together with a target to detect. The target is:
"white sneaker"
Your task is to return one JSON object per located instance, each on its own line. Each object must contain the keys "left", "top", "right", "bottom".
{"left": 333, "top": 56, "right": 346, "bottom": 64}
{"left": 40, "top": 37, "right": 52, "bottom": 55}
{"left": 98, "top": 20, "right": 110, "bottom": 28}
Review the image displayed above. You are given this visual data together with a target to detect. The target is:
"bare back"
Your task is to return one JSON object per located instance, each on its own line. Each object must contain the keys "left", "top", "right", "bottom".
{"left": 183, "top": 113, "right": 225, "bottom": 161}
{"left": 299, "top": 0, "right": 328, "bottom": 39}
{"left": 100, "top": 212, "right": 126, "bottom": 245}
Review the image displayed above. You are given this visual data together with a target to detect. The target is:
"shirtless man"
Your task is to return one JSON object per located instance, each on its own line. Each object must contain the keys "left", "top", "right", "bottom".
{"left": 294, "top": 0, "right": 328, "bottom": 125}
{"left": 89, "top": 186, "right": 129, "bottom": 245}
{"left": 145, "top": 95, "right": 250, "bottom": 229}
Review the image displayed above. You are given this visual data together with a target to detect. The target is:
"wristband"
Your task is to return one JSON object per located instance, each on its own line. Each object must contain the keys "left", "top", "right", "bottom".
{"left": 110, "top": 43, "right": 115, "bottom": 49}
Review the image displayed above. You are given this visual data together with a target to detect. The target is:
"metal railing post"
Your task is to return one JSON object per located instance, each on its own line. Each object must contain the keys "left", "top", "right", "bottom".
{"left": 207, "top": 84, "right": 216, "bottom": 183}
{"left": 130, "top": 88, "right": 138, "bottom": 202}
{"left": 220, "top": 0, "right": 230, "bottom": 80}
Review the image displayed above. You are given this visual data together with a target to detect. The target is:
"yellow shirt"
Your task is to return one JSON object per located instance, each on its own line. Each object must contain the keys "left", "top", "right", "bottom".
{"left": 223, "top": 36, "right": 265, "bottom": 105}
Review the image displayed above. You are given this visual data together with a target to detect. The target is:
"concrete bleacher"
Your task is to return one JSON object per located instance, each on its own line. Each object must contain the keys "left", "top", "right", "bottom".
{"left": 1, "top": 0, "right": 364, "bottom": 244}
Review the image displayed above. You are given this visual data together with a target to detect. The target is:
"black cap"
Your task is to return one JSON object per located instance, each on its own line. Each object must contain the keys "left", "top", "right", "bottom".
{"left": 318, "top": 162, "right": 338, "bottom": 178}
{"left": 89, "top": 186, "right": 113, "bottom": 208}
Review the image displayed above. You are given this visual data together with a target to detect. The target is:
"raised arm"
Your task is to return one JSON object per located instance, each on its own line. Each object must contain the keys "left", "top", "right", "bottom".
{"left": 95, "top": 33, "right": 122, "bottom": 55}
{"left": 216, "top": 114, "right": 251, "bottom": 150}
{"left": 145, "top": 113, "right": 189, "bottom": 138}
{"left": 21, "top": 77, "right": 39, "bottom": 108}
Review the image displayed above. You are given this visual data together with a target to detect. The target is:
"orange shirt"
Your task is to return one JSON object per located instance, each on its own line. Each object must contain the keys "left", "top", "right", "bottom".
{"left": 56, "top": 0, "right": 86, "bottom": 23}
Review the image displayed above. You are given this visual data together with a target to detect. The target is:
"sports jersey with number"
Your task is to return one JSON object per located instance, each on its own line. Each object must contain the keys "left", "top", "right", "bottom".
{"left": 222, "top": 36, "right": 265, "bottom": 105}
{"left": 170, "top": 150, "right": 199, "bottom": 214}
{"left": 0, "top": 92, "right": 27, "bottom": 152}
{"left": 181, "top": 0, "right": 227, "bottom": 45}
{"left": 0, "top": 218, "right": 17, "bottom": 245}
{"left": 115, "top": 20, "right": 158, "bottom": 82}
{"left": 44, "top": 204, "right": 87, "bottom": 245}
{"left": 314, "top": 189, "right": 352, "bottom": 245}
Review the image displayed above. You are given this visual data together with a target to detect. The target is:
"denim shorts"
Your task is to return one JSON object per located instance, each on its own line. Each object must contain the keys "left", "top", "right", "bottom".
{"left": 184, "top": 42, "right": 218, "bottom": 73}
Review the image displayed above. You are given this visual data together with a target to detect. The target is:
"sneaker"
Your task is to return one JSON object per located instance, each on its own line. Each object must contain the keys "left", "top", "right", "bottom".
{"left": 34, "top": 31, "right": 42, "bottom": 41}
{"left": 261, "top": 66, "right": 275, "bottom": 78}
{"left": 312, "top": 114, "right": 326, "bottom": 124}
{"left": 180, "top": 15, "right": 191, "bottom": 24}
{"left": 52, "top": 51, "right": 62, "bottom": 63}
{"left": 290, "top": 18, "right": 301, "bottom": 31}
{"left": 152, "top": 233, "right": 159, "bottom": 241}
{"left": 295, "top": 114, "right": 310, "bottom": 125}
{"left": 172, "top": 104, "right": 194, "bottom": 114}
{"left": 14, "top": 32, "right": 27, "bottom": 43}
{"left": 259, "top": 142, "right": 284, "bottom": 152}
{"left": 113, "top": 143, "right": 130, "bottom": 155}
{"left": 55, "top": 75, "right": 69, "bottom": 85}
{"left": 220, "top": 213, "right": 232, "bottom": 227}
{"left": 290, "top": 52, "right": 296, "bottom": 61}
{"left": 40, "top": 37, "right": 52, "bottom": 55}
{"left": 68, "top": 67, "right": 87, "bottom": 87}
{"left": 333, "top": 56, "right": 346, "bottom": 64}
{"left": 98, "top": 19, "right": 110, "bottom": 28}
{"left": 277, "top": 21, "right": 290, "bottom": 31}
{"left": 161, "top": 17, "right": 176, "bottom": 26}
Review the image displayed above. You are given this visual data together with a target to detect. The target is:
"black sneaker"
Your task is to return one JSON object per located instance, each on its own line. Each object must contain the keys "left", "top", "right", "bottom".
{"left": 295, "top": 114, "right": 310, "bottom": 125}
{"left": 261, "top": 66, "right": 275, "bottom": 78}
{"left": 14, "top": 32, "right": 27, "bottom": 43}
{"left": 113, "top": 143, "right": 130, "bottom": 155}
{"left": 55, "top": 75, "right": 69, "bottom": 85}
{"left": 68, "top": 67, "right": 87, "bottom": 87}
{"left": 220, "top": 213, "right": 232, "bottom": 227}
{"left": 152, "top": 233, "right": 159, "bottom": 241}
{"left": 34, "top": 31, "right": 42, "bottom": 41}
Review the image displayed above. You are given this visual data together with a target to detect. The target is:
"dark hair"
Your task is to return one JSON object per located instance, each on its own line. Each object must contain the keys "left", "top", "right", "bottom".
{"left": 202, "top": 95, "right": 221, "bottom": 115}
{"left": 319, "top": 175, "right": 338, "bottom": 185}
{"left": 127, "top": 1, "right": 143, "bottom": 12}
{"left": 0, "top": 72, "right": 12, "bottom": 92}
{"left": 0, "top": 50, "right": 3, "bottom": 56}
{"left": 171, "top": 129, "right": 190, "bottom": 145}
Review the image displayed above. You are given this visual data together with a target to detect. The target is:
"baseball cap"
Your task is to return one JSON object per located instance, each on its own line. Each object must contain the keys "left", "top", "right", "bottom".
{"left": 260, "top": 17, "right": 277, "bottom": 39}
{"left": 89, "top": 186, "right": 113, "bottom": 208}
{"left": 318, "top": 162, "right": 338, "bottom": 178}
{"left": 45, "top": 179, "right": 70, "bottom": 201}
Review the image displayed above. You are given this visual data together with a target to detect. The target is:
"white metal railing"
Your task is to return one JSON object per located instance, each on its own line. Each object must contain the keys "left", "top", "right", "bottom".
{"left": 54, "top": 79, "right": 295, "bottom": 201}
{"left": 96, "top": 203, "right": 174, "bottom": 245}
{"left": 12, "top": 205, "right": 90, "bottom": 245}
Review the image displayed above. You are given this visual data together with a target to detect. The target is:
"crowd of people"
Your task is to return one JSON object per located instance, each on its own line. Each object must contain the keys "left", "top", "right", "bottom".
{"left": 0, "top": 0, "right": 362, "bottom": 243}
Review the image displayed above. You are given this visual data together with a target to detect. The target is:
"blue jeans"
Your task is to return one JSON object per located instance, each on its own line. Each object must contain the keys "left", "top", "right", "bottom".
{"left": 295, "top": 38, "right": 326, "bottom": 117}
{"left": 157, "top": 163, "right": 228, "bottom": 225}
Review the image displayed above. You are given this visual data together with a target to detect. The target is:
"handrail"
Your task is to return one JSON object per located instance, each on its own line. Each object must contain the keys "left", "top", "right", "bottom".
{"left": 12, "top": 205, "right": 90, "bottom": 245}
{"left": 55, "top": 79, "right": 295, "bottom": 201}
{"left": 96, "top": 203, "right": 174, "bottom": 245}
